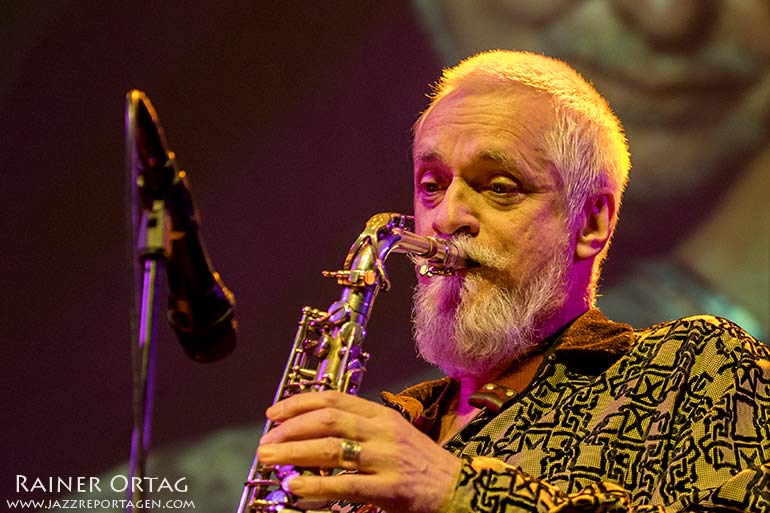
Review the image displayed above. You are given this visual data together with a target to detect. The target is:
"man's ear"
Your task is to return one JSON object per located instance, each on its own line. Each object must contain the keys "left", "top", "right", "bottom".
{"left": 575, "top": 191, "right": 616, "bottom": 260}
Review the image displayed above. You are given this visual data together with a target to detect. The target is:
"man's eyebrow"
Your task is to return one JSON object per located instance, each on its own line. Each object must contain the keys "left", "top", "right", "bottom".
{"left": 476, "top": 149, "right": 519, "bottom": 172}
{"left": 413, "top": 149, "right": 443, "bottom": 164}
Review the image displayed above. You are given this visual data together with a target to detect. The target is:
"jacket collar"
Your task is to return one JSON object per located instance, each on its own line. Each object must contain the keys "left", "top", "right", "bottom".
{"left": 381, "top": 308, "right": 633, "bottom": 422}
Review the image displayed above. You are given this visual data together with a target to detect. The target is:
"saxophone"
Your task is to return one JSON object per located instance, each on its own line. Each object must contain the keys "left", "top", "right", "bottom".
{"left": 237, "top": 212, "right": 469, "bottom": 513}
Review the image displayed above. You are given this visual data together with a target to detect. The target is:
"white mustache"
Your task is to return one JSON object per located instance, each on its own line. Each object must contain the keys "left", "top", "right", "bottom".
{"left": 449, "top": 235, "right": 510, "bottom": 270}
{"left": 410, "top": 234, "right": 510, "bottom": 272}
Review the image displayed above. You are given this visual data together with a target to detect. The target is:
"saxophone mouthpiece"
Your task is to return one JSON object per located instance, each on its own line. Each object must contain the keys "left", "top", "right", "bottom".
{"left": 394, "top": 231, "right": 474, "bottom": 276}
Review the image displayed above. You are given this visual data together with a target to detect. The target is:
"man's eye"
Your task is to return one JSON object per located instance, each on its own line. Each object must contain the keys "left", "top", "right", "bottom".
{"left": 418, "top": 176, "right": 443, "bottom": 194}
{"left": 422, "top": 181, "right": 440, "bottom": 193}
{"left": 489, "top": 180, "right": 518, "bottom": 195}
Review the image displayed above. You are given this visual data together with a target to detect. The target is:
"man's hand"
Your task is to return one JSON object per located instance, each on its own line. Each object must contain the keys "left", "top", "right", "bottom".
{"left": 257, "top": 390, "right": 461, "bottom": 513}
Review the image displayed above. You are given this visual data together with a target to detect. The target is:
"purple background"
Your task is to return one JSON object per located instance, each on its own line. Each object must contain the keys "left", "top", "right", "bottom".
{"left": 2, "top": 1, "right": 437, "bottom": 500}
{"left": 2, "top": 1, "right": 767, "bottom": 507}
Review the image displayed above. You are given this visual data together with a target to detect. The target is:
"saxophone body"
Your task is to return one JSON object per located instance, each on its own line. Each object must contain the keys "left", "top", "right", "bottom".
{"left": 237, "top": 213, "right": 468, "bottom": 513}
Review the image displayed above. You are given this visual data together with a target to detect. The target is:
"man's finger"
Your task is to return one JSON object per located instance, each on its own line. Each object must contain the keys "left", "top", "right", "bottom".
{"left": 260, "top": 407, "right": 374, "bottom": 444}
{"left": 258, "top": 437, "right": 374, "bottom": 472}
{"left": 266, "top": 390, "right": 389, "bottom": 422}
{"left": 287, "top": 473, "right": 389, "bottom": 504}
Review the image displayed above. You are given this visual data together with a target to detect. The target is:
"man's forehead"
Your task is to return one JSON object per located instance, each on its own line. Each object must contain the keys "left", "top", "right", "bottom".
{"left": 414, "top": 86, "right": 554, "bottom": 144}
{"left": 412, "top": 102, "right": 555, "bottom": 182}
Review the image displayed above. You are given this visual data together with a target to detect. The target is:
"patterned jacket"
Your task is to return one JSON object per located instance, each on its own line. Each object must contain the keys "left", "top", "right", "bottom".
{"left": 343, "top": 309, "right": 770, "bottom": 512}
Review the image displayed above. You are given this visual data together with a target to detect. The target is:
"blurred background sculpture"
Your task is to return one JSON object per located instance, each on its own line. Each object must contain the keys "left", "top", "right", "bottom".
{"left": 416, "top": 0, "right": 769, "bottom": 338}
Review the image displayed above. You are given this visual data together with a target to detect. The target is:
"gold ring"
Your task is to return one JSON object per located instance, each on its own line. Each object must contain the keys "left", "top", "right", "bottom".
{"left": 338, "top": 439, "right": 362, "bottom": 470}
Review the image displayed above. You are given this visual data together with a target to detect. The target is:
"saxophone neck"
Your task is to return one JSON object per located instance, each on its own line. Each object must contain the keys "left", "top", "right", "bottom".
{"left": 346, "top": 212, "right": 470, "bottom": 277}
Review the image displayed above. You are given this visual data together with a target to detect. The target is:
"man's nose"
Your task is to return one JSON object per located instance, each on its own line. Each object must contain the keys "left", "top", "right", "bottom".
{"left": 431, "top": 180, "right": 480, "bottom": 237}
{"left": 610, "top": 0, "right": 719, "bottom": 50}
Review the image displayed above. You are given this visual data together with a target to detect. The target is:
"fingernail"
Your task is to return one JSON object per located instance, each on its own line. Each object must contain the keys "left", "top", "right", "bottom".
{"left": 257, "top": 444, "right": 275, "bottom": 462}
{"left": 266, "top": 403, "right": 282, "bottom": 419}
{"left": 287, "top": 476, "right": 306, "bottom": 495}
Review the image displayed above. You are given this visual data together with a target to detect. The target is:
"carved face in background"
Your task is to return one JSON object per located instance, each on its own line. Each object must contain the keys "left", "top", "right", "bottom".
{"left": 414, "top": 0, "right": 770, "bottom": 338}
{"left": 415, "top": 0, "right": 770, "bottom": 205}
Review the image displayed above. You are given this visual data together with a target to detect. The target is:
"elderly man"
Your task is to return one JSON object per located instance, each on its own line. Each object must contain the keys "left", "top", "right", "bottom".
{"left": 257, "top": 51, "right": 770, "bottom": 513}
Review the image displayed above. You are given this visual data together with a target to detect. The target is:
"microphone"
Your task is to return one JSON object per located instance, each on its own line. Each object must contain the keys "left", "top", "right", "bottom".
{"left": 130, "top": 90, "right": 237, "bottom": 362}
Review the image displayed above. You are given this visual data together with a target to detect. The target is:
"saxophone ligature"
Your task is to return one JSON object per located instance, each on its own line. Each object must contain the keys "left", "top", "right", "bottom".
{"left": 237, "top": 212, "right": 469, "bottom": 513}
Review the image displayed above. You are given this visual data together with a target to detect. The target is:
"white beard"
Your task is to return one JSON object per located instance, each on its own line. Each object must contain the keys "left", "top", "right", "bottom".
{"left": 412, "top": 235, "right": 570, "bottom": 379}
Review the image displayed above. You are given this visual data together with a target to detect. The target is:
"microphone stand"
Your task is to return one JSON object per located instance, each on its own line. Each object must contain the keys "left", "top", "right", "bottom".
{"left": 123, "top": 89, "right": 237, "bottom": 511}
{"left": 125, "top": 90, "right": 172, "bottom": 513}
{"left": 128, "top": 199, "right": 167, "bottom": 512}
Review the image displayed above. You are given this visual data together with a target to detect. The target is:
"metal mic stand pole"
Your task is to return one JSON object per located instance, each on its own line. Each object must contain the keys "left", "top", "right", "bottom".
{"left": 128, "top": 196, "right": 168, "bottom": 513}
